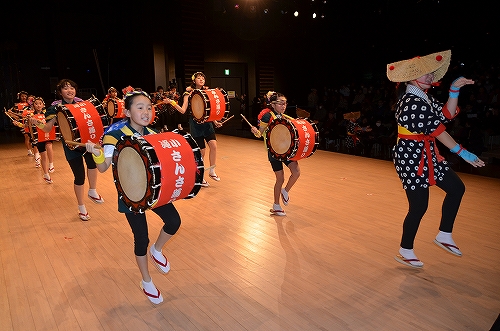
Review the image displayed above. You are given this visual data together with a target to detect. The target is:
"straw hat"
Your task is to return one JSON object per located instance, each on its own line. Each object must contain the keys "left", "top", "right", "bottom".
{"left": 386, "top": 50, "right": 451, "bottom": 83}
{"left": 343, "top": 111, "right": 360, "bottom": 120}
{"left": 296, "top": 108, "right": 310, "bottom": 118}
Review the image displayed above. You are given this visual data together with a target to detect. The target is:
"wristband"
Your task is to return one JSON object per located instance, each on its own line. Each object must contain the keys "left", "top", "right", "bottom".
{"left": 92, "top": 150, "right": 106, "bottom": 164}
{"left": 170, "top": 100, "right": 177, "bottom": 107}
{"left": 449, "top": 77, "right": 463, "bottom": 98}
{"left": 450, "top": 144, "right": 463, "bottom": 154}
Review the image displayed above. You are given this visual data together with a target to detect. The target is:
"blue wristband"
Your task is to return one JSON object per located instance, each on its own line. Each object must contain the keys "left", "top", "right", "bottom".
{"left": 449, "top": 91, "right": 460, "bottom": 98}
{"left": 450, "top": 144, "right": 461, "bottom": 153}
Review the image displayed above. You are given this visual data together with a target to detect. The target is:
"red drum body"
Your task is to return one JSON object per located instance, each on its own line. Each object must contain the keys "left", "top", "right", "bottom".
{"left": 30, "top": 114, "right": 57, "bottom": 144}
{"left": 265, "top": 116, "right": 319, "bottom": 161}
{"left": 56, "top": 97, "right": 109, "bottom": 149}
{"left": 105, "top": 98, "right": 126, "bottom": 119}
{"left": 16, "top": 103, "right": 28, "bottom": 112}
{"left": 189, "top": 88, "right": 230, "bottom": 124}
{"left": 21, "top": 109, "right": 33, "bottom": 133}
{"left": 112, "top": 130, "right": 204, "bottom": 213}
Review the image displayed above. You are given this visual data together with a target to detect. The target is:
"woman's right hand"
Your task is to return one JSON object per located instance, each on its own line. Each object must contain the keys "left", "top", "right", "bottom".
{"left": 250, "top": 126, "right": 261, "bottom": 137}
{"left": 85, "top": 142, "right": 101, "bottom": 156}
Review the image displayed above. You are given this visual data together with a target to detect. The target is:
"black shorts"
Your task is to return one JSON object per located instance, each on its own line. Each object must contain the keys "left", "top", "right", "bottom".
{"left": 268, "top": 150, "right": 292, "bottom": 172}
{"left": 194, "top": 133, "right": 216, "bottom": 149}
{"left": 36, "top": 141, "right": 51, "bottom": 153}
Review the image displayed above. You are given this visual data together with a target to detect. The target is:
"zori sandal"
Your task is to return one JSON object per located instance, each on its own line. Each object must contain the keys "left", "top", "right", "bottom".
{"left": 394, "top": 254, "right": 423, "bottom": 268}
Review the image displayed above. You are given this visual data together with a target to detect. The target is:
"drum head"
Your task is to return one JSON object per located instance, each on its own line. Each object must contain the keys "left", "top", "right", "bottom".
{"left": 190, "top": 93, "right": 205, "bottom": 121}
{"left": 117, "top": 147, "right": 148, "bottom": 202}
{"left": 56, "top": 112, "right": 73, "bottom": 142}
{"left": 107, "top": 100, "right": 116, "bottom": 117}
{"left": 269, "top": 124, "right": 292, "bottom": 155}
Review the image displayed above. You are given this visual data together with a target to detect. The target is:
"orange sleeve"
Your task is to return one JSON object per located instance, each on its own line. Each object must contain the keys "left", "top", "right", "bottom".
{"left": 442, "top": 104, "right": 460, "bottom": 119}
{"left": 430, "top": 123, "right": 447, "bottom": 137}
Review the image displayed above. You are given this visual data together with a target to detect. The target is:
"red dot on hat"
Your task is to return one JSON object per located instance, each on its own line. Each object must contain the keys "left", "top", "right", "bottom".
{"left": 436, "top": 55, "right": 443, "bottom": 61}
{"left": 389, "top": 65, "right": 395, "bottom": 70}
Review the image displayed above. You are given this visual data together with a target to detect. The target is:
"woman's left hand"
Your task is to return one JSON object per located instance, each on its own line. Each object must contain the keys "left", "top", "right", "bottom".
{"left": 451, "top": 77, "right": 475, "bottom": 89}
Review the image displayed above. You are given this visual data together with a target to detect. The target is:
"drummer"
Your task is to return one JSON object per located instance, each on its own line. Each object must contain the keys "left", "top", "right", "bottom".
{"left": 102, "top": 87, "right": 124, "bottom": 124}
{"left": 85, "top": 90, "right": 181, "bottom": 305}
{"left": 13, "top": 90, "right": 29, "bottom": 114}
{"left": 31, "top": 97, "right": 56, "bottom": 183}
{"left": 165, "top": 72, "right": 222, "bottom": 187}
{"left": 14, "top": 92, "right": 35, "bottom": 157}
{"left": 250, "top": 92, "right": 300, "bottom": 216}
{"left": 102, "top": 86, "right": 118, "bottom": 105}
{"left": 31, "top": 79, "right": 105, "bottom": 221}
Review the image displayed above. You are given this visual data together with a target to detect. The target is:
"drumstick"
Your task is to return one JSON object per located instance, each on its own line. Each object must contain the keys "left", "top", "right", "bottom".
{"left": 5, "top": 109, "right": 23, "bottom": 120}
{"left": 4, "top": 109, "right": 24, "bottom": 127}
{"left": 240, "top": 114, "right": 261, "bottom": 138}
{"left": 65, "top": 140, "right": 103, "bottom": 149}
{"left": 4, "top": 108, "right": 18, "bottom": 121}
{"left": 219, "top": 114, "right": 234, "bottom": 125}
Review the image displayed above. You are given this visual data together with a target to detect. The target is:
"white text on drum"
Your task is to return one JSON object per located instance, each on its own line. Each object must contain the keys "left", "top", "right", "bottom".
{"left": 73, "top": 102, "right": 98, "bottom": 140}
{"left": 297, "top": 119, "right": 311, "bottom": 158}
{"left": 209, "top": 89, "right": 222, "bottom": 116}
{"left": 158, "top": 138, "right": 188, "bottom": 201}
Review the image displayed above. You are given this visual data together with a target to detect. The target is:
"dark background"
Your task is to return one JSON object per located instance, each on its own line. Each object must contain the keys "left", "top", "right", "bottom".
{"left": 1, "top": 0, "right": 498, "bottom": 105}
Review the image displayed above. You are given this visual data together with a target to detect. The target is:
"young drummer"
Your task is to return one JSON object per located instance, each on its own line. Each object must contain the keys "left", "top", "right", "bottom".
{"left": 165, "top": 72, "right": 222, "bottom": 186}
{"left": 34, "top": 79, "right": 104, "bottom": 221}
{"left": 85, "top": 90, "right": 181, "bottom": 305}
{"left": 19, "top": 93, "right": 35, "bottom": 157}
{"left": 249, "top": 92, "right": 301, "bottom": 216}
{"left": 31, "top": 97, "right": 56, "bottom": 183}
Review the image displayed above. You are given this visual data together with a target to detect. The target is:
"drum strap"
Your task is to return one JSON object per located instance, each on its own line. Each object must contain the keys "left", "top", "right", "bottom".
{"left": 119, "top": 125, "right": 155, "bottom": 136}
{"left": 102, "top": 123, "right": 156, "bottom": 146}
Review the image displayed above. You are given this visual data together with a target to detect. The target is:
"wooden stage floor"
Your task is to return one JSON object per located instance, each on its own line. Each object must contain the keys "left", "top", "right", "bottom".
{"left": 1, "top": 134, "right": 499, "bottom": 331}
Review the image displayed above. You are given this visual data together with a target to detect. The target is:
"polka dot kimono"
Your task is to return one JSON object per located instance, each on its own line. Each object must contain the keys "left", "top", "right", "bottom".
{"left": 393, "top": 86, "right": 454, "bottom": 190}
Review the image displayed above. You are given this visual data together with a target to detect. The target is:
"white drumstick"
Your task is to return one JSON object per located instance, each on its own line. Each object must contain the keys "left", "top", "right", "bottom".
{"left": 220, "top": 114, "right": 234, "bottom": 125}
{"left": 65, "top": 140, "right": 102, "bottom": 149}
{"left": 240, "top": 114, "right": 261, "bottom": 138}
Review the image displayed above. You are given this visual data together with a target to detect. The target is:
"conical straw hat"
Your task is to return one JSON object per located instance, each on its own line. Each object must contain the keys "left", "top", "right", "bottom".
{"left": 387, "top": 50, "right": 451, "bottom": 83}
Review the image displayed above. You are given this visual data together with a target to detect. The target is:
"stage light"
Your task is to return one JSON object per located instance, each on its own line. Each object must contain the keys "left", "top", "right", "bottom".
{"left": 294, "top": 11, "right": 299, "bottom": 17}
{"left": 235, "top": 4, "right": 239, "bottom": 9}
{"left": 264, "top": 8, "right": 268, "bottom": 14}
{"left": 312, "top": 13, "right": 317, "bottom": 18}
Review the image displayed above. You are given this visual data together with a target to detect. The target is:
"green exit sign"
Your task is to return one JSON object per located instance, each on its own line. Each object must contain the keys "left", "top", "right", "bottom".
{"left": 224, "top": 69, "right": 230, "bottom": 75}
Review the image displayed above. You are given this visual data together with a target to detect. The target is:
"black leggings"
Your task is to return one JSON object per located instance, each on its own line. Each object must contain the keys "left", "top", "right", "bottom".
{"left": 125, "top": 203, "right": 181, "bottom": 256}
{"left": 67, "top": 152, "right": 96, "bottom": 185}
{"left": 400, "top": 169, "right": 465, "bottom": 249}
